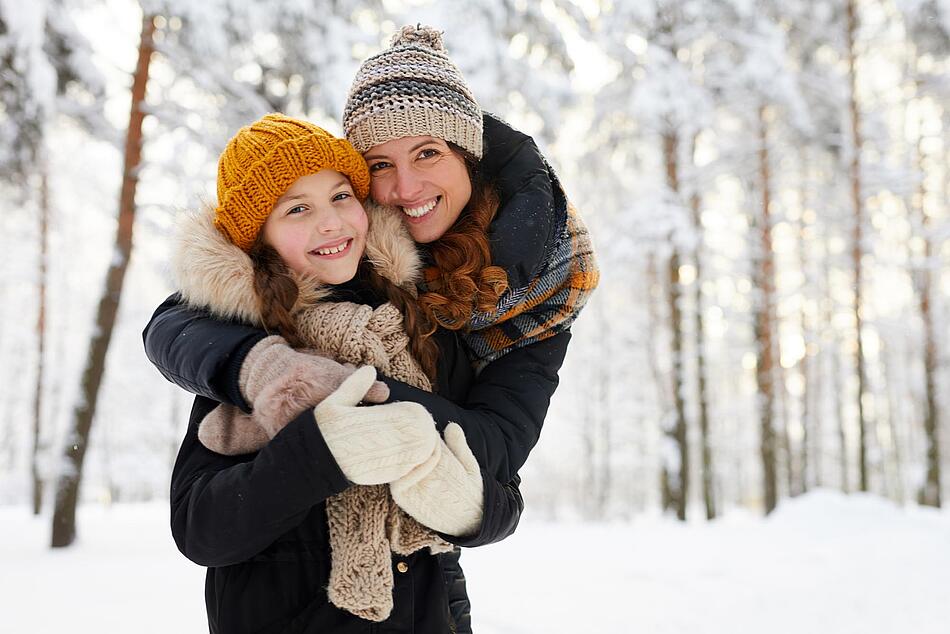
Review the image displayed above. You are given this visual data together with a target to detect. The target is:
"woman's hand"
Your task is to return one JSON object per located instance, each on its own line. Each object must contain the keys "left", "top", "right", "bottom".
{"left": 390, "top": 423, "right": 484, "bottom": 536}
{"left": 313, "top": 367, "right": 439, "bottom": 485}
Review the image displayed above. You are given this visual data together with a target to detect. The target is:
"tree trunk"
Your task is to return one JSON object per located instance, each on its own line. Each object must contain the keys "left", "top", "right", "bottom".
{"left": 779, "top": 366, "right": 795, "bottom": 497}
{"left": 595, "top": 304, "right": 612, "bottom": 518}
{"left": 797, "top": 149, "right": 812, "bottom": 494}
{"left": 645, "top": 256, "right": 676, "bottom": 512}
{"left": 661, "top": 130, "right": 689, "bottom": 521}
{"left": 51, "top": 15, "right": 156, "bottom": 548}
{"left": 689, "top": 135, "right": 715, "bottom": 520}
{"left": 32, "top": 158, "right": 50, "bottom": 515}
{"left": 845, "top": 0, "right": 870, "bottom": 493}
{"left": 914, "top": 83, "right": 941, "bottom": 508}
{"left": 753, "top": 105, "right": 778, "bottom": 514}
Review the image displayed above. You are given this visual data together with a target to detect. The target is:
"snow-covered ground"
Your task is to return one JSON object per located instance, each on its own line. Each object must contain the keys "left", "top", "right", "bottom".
{"left": 4, "top": 490, "right": 949, "bottom": 633}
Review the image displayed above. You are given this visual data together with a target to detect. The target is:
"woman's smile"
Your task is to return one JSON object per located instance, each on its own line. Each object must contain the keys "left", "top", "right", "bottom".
{"left": 401, "top": 196, "right": 440, "bottom": 221}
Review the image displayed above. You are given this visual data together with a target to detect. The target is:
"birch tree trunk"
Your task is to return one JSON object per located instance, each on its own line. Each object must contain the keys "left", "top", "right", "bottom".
{"left": 661, "top": 130, "right": 689, "bottom": 521}
{"left": 845, "top": 0, "right": 871, "bottom": 493}
{"left": 753, "top": 105, "right": 779, "bottom": 514}
{"left": 914, "top": 86, "right": 942, "bottom": 508}
{"left": 32, "top": 156, "right": 50, "bottom": 515}
{"left": 797, "top": 150, "right": 812, "bottom": 494}
{"left": 51, "top": 14, "right": 156, "bottom": 548}
{"left": 689, "top": 134, "right": 715, "bottom": 520}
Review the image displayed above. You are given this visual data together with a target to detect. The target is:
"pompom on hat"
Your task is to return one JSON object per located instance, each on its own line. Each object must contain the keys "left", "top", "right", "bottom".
{"left": 215, "top": 113, "right": 371, "bottom": 252}
{"left": 343, "top": 25, "right": 483, "bottom": 158}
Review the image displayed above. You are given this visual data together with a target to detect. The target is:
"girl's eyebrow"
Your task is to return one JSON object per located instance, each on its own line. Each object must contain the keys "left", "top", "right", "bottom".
{"left": 276, "top": 179, "right": 349, "bottom": 205}
{"left": 276, "top": 192, "right": 307, "bottom": 205}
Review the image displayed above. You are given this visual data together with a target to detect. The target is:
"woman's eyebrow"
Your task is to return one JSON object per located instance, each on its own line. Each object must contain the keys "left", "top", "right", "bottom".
{"left": 364, "top": 140, "right": 437, "bottom": 161}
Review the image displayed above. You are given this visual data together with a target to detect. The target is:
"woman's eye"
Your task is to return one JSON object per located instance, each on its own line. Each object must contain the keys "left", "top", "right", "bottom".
{"left": 419, "top": 148, "right": 439, "bottom": 159}
{"left": 369, "top": 161, "right": 390, "bottom": 172}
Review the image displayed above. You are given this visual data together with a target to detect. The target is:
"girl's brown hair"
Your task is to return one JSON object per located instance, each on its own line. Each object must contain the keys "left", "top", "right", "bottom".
{"left": 417, "top": 145, "right": 509, "bottom": 332}
{"left": 249, "top": 234, "right": 440, "bottom": 383}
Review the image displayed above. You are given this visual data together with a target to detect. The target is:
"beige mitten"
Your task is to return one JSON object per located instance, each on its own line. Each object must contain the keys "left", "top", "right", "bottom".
{"left": 241, "top": 335, "right": 390, "bottom": 406}
{"left": 314, "top": 367, "right": 438, "bottom": 486}
{"left": 390, "top": 423, "right": 484, "bottom": 537}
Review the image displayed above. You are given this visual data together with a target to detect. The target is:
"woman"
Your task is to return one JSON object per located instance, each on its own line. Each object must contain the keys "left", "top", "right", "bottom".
{"left": 170, "top": 113, "right": 522, "bottom": 633}
{"left": 144, "top": 25, "right": 598, "bottom": 484}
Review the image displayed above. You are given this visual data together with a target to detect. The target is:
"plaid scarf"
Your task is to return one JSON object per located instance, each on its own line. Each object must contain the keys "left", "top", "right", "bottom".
{"left": 424, "top": 158, "right": 599, "bottom": 369}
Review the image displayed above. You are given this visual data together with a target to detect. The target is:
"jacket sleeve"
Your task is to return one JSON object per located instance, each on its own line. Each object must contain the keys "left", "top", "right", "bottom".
{"left": 143, "top": 294, "right": 267, "bottom": 412}
{"left": 170, "top": 396, "right": 350, "bottom": 567}
{"left": 384, "top": 331, "right": 570, "bottom": 483}
{"left": 440, "top": 473, "right": 522, "bottom": 548}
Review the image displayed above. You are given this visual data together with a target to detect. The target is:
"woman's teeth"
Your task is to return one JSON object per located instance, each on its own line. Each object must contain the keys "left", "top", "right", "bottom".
{"left": 313, "top": 239, "right": 350, "bottom": 255}
{"left": 402, "top": 199, "right": 437, "bottom": 218}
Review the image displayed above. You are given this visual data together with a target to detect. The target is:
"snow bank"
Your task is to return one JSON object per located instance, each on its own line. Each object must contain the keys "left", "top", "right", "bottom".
{"left": 3, "top": 490, "right": 948, "bottom": 633}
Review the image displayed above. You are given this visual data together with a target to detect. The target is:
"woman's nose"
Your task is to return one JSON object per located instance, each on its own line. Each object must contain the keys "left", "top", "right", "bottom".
{"left": 393, "top": 168, "right": 423, "bottom": 201}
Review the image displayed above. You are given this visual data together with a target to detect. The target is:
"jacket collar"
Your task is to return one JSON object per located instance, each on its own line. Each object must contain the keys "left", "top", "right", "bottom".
{"left": 479, "top": 112, "right": 567, "bottom": 290}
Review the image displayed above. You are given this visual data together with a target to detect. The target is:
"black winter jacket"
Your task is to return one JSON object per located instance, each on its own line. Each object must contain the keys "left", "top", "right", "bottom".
{"left": 148, "top": 114, "right": 574, "bottom": 632}
{"left": 168, "top": 278, "right": 524, "bottom": 634}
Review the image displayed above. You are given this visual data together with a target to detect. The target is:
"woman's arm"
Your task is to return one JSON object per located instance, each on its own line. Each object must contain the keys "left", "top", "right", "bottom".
{"left": 144, "top": 294, "right": 266, "bottom": 411}
{"left": 170, "top": 395, "right": 350, "bottom": 567}
{"left": 143, "top": 298, "right": 387, "bottom": 412}
{"left": 385, "top": 331, "right": 570, "bottom": 483}
{"left": 145, "top": 295, "right": 568, "bottom": 483}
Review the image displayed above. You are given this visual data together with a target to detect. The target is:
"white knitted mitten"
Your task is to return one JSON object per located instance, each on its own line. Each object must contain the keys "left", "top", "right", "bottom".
{"left": 390, "top": 423, "right": 484, "bottom": 537}
{"left": 314, "top": 366, "right": 438, "bottom": 486}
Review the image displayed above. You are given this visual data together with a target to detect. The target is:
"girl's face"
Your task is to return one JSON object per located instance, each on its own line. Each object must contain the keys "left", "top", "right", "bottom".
{"left": 263, "top": 169, "right": 368, "bottom": 285}
{"left": 363, "top": 136, "right": 472, "bottom": 244}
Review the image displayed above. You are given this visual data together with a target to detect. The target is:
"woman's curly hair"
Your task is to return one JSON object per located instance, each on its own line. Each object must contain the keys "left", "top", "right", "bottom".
{"left": 417, "top": 144, "right": 509, "bottom": 332}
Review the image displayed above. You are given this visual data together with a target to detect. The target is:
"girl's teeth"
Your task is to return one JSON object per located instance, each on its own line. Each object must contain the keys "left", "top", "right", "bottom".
{"left": 315, "top": 240, "right": 349, "bottom": 255}
{"left": 403, "top": 199, "right": 437, "bottom": 218}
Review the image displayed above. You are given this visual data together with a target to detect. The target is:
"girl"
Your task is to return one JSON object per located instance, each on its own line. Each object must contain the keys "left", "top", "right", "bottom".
{"left": 169, "top": 113, "right": 521, "bottom": 633}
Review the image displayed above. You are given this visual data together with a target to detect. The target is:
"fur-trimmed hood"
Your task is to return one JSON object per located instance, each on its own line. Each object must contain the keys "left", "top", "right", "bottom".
{"left": 172, "top": 201, "right": 422, "bottom": 323}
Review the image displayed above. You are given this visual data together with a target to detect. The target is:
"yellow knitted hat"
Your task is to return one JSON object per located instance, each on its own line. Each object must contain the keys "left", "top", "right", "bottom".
{"left": 215, "top": 113, "right": 371, "bottom": 251}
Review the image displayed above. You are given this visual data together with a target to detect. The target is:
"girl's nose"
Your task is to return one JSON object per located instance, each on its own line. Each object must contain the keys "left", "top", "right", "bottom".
{"left": 316, "top": 208, "right": 344, "bottom": 233}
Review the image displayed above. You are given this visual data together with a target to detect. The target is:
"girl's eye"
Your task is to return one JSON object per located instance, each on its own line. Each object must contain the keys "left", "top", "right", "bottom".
{"left": 332, "top": 191, "right": 351, "bottom": 202}
{"left": 287, "top": 204, "right": 307, "bottom": 215}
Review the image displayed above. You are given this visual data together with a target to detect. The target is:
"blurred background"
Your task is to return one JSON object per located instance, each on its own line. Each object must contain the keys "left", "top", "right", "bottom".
{"left": 1, "top": 0, "right": 949, "bottom": 538}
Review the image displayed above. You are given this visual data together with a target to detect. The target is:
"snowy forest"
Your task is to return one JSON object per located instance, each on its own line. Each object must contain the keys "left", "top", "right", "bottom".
{"left": 2, "top": 0, "right": 949, "bottom": 544}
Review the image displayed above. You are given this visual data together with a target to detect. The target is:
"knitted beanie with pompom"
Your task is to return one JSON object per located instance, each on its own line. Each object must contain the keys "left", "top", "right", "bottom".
{"left": 342, "top": 25, "right": 483, "bottom": 158}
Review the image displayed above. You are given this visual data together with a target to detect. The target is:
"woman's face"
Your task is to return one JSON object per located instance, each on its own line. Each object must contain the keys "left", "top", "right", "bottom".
{"left": 363, "top": 136, "right": 472, "bottom": 244}
{"left": 263, "top": 169, "right": 368, "bottom": 285}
